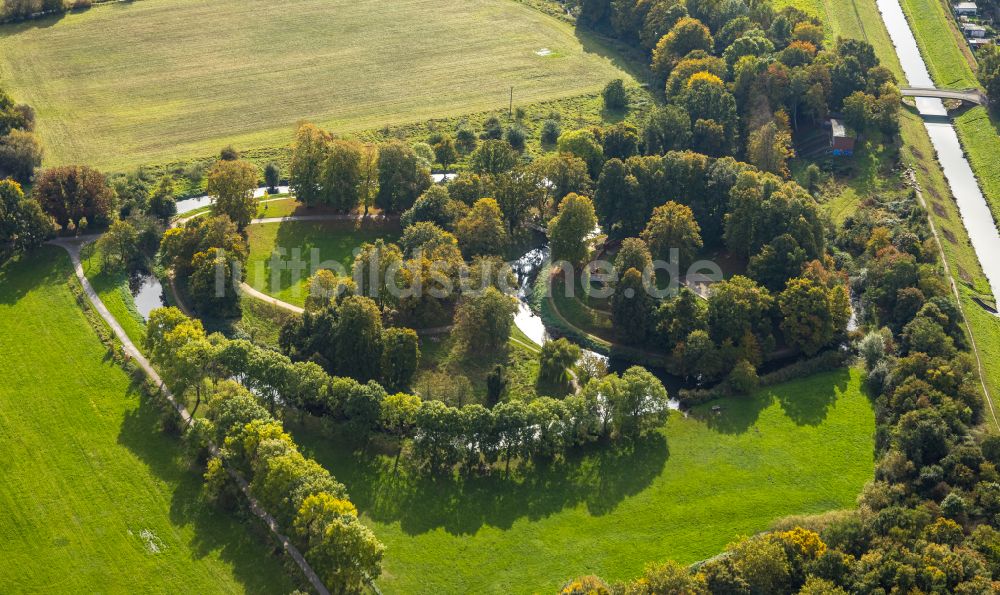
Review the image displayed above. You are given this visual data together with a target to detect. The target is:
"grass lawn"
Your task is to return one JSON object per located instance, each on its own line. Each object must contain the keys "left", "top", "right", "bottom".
{"left": 0, "top": 0, "right": 632, "bottom": 171}
{"left": 290, "top": 368, "right": 875, "bottom": 594}
{"left": 0, "top": 247, "right": 294, "bottom": 593}
{"left": 246, "top": 219, "right": 400, "bottom": 306}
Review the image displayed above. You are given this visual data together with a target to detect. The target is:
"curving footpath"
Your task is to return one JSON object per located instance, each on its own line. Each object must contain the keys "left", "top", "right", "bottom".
{"left": 50, "top": 236, "right": 332, "bottom": 595}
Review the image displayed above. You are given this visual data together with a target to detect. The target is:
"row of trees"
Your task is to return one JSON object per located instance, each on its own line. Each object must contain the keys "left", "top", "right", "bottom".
{"left": 146, "top": 307, "right": 672, "bottom": 476}
{"left": 199, "top": 381, "right": 384, "bottom": 592}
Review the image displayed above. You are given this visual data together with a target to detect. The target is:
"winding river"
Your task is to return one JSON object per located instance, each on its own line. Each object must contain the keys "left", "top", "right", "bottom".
{"left": 876, "top": 0, "right": 1000, "bottom": 300}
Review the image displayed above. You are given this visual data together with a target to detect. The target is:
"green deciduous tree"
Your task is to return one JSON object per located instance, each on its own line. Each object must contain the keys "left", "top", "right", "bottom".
{"left": 557, "top": 129, "right": 604, "bottom": 178}
{"left": 538, "top": 338, "right": 581, "bottom": 388}
{"left": 376, "top": 141, "right": 431, "bottom": 213}
{"left": 612, "top": 268, "right": 654, "bottom": 345}
{"left": 641, "top": 200, "right": 702, "bottom": 270}
{"left": 456, "top": 197, "right": 508, "bottom": 257}
{"left": 548, "top": 193, "right": 597, "bottom": 267}
{"left": 453, "top": 286, "right": 518, "bottom": 356}
{"left": 469, "top": 139, "right": 518, "bottom": 176}
{"left": 381, "top": 327, "right": 420, "bottom": 392}
{"left": 0, "top": 178, "right": 52, "bottom": 256}
{"left": 778, "top": 277, "right": 849, "bottom": 356}
{"left": 207, "top": 159, "right": 259, "bottom": 229}
{"left": 0, "top": 129, "right": 43, "bottom": 184}
{"left": 334, "top": 295, "right": 384, "bottom": 382}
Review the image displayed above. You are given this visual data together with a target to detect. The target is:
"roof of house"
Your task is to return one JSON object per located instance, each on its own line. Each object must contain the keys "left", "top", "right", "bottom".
{"left": 830, "top": 118, "right": 852, "bottom": 139}
{"left": 954, "top": 2, "right": 977, "bottom": 7}
{"left": 962, "top": 22, "right": 987, "bottom": 30}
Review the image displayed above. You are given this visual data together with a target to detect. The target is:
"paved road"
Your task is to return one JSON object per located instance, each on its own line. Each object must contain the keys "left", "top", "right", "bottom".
{"left": 50, "top": 237, "right": 332, "bottom": 595}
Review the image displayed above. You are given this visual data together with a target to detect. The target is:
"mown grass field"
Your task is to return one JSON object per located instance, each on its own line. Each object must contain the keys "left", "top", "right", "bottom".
{"left": 0, "top": 247, "right": 293, "bottom": 593}
{"left": 292, "top": 368, "right": 875, "bottom": 594}
{"left": 0, "top": 0, "right": 631, "bottom": 171}
{"left": 246, "top": 219, "right": 400, "bottom": 306}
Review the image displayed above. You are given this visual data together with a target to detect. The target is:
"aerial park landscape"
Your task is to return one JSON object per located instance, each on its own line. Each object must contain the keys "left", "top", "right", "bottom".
{"left": 1, "top": 0, "right": 1000, "bottom": 593}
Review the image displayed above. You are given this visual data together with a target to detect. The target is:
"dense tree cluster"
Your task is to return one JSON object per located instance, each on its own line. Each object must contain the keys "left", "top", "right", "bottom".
{"left": 160, "top": 215, "right": 248, "bottom": 317}
{"left": 579, "top": 0, "right": 901, "bottom": 156}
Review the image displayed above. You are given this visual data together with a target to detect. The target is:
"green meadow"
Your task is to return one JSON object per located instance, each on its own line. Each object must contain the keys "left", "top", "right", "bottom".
{"left": 0, "top": 247, "right": 293, "bottom": 593}
{"left": 292, "top": 369, "right": 876, "bottom": 594}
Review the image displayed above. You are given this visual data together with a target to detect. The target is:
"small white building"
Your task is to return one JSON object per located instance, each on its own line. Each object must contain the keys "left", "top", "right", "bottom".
{"left": 954, "top": 2, "right": 979, "bottom": 17}
{"left": 962, "top": 22, "right": 988, "bottom": 38}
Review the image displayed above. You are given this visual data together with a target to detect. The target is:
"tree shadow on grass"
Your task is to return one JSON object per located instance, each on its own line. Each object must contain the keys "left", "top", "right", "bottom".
{"left": 773, "top": 368, "right": 853, "bottom": 426}
{"left": 573, "top": 26, "right": 654, "bottom": 92}
{"left": 291, "top": 420, "right": 668, "bottom": 537}
{"left": 691, "top": 368, "right": 854, "bottom": 434}
{"left": 0, "top": 246, "right": 70, "bottom": 306}
{"left": 117, "top": 386, "right": 296, "bottom": 594}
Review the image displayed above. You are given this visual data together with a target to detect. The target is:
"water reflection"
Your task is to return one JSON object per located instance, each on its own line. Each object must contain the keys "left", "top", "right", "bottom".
{"left": 129, "top": 272, "right": 167, "bottom": 320}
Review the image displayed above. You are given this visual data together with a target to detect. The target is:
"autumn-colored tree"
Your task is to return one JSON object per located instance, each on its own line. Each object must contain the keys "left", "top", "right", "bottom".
{"left": 33, "top": 165, "right": 116, "bottom": 229}
{"left": 651, "top": 18, "right": 714, "bottom": 78}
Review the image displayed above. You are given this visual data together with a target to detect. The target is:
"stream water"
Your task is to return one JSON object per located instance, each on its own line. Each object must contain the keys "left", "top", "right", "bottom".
{"left": 876, "top": 0, "right": 1000, "bottom": 300}
{"left": 129, "top": 272, "right": 167, "bottom": 320}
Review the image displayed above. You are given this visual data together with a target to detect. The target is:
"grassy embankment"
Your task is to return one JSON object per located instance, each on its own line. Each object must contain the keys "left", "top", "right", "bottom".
{"left": 0, "top": 247, "right": 294, "bottom": 592}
